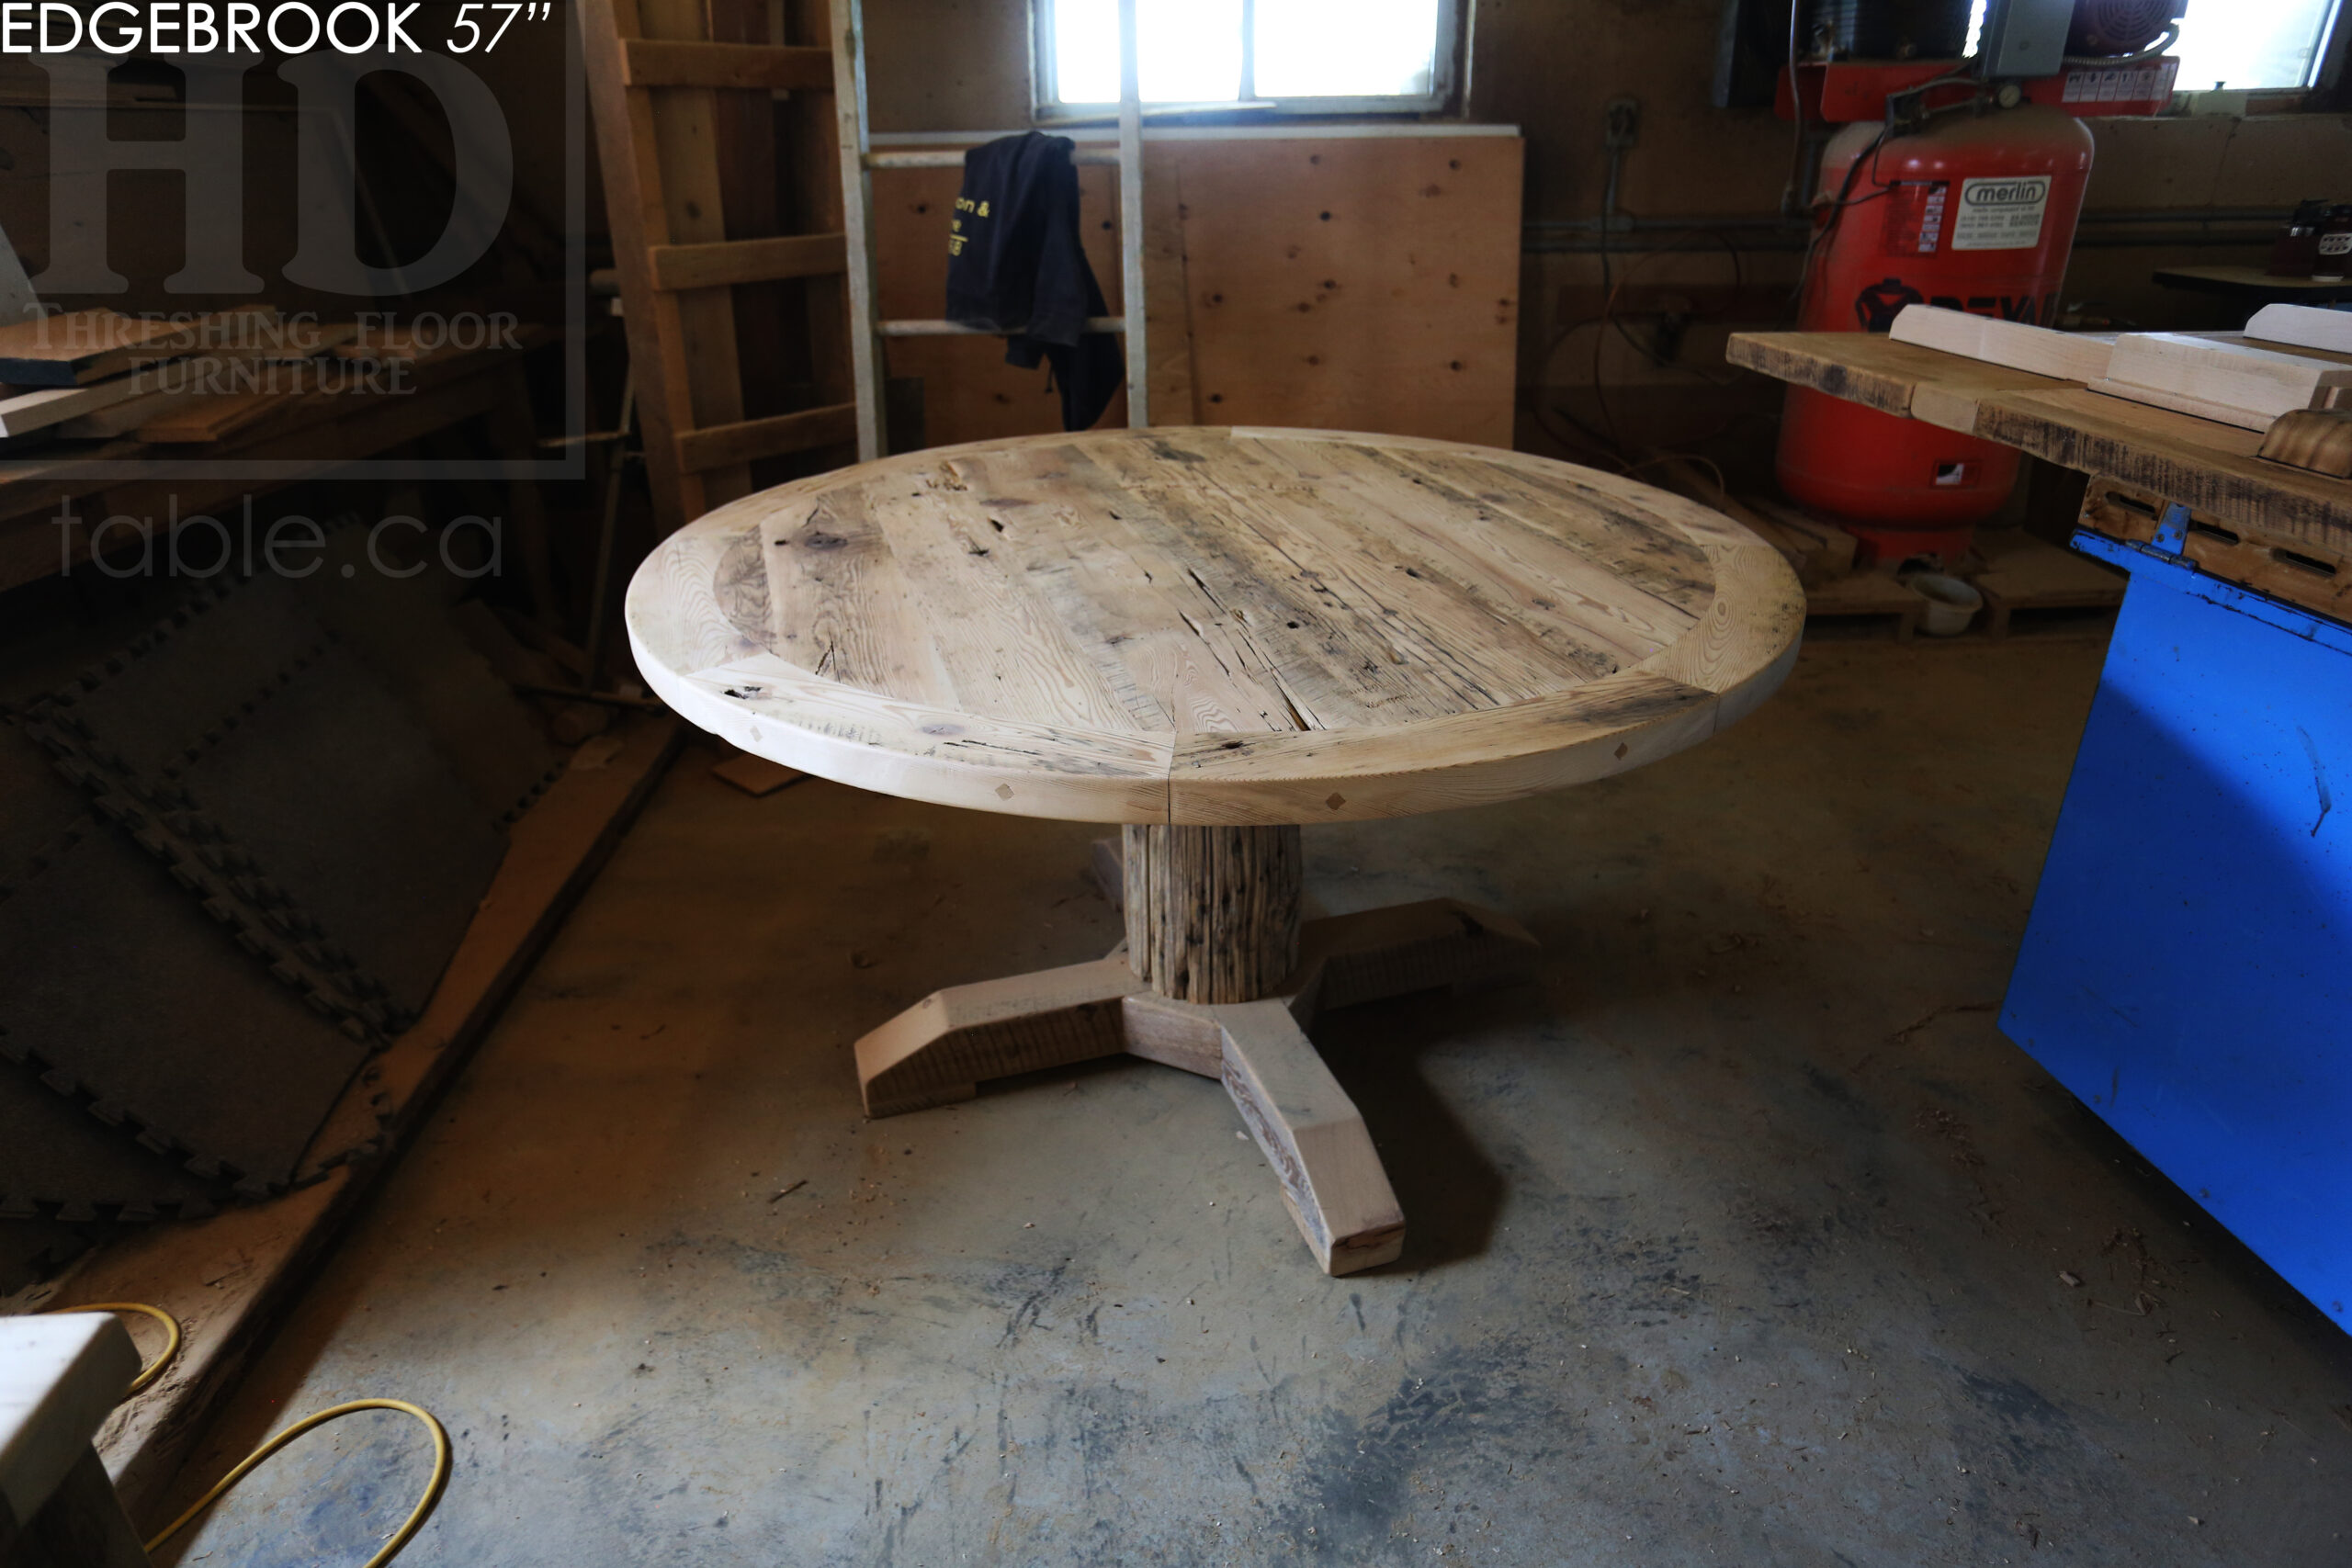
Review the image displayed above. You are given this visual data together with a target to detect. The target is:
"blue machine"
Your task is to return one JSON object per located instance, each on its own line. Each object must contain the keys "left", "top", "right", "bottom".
{"left": 2003, "top": 528, "right": 2351, "bottom": 1327}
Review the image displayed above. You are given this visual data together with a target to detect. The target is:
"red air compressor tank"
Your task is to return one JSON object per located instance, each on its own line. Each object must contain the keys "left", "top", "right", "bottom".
{"left": 1775, "top": 106, "right": 2094, "bottom": 565}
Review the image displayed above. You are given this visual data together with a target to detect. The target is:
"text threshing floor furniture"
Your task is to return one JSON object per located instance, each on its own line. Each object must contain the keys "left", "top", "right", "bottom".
{"left": 626, "top": 426, "right": 1805, "bottom": 1273}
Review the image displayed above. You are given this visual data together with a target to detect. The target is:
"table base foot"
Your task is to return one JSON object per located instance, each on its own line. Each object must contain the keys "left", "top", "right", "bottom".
{"left": 854, "top": 955, "right": 1138, "bottom": 1118}
{"left": 852, "top": 898, "right": 1540, "bottom": 1273}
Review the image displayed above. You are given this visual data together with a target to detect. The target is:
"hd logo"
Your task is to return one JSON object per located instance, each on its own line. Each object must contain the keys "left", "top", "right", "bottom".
{"left": 25, "top": 51, "right": 513, "bottom": 297}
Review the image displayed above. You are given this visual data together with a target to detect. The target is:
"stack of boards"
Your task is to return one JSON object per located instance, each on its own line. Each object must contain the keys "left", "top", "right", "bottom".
{"left": 0, "top": 309, "right": 458, "bottom": 446}
{"left": 1891, "top": 302, "right": 2352, "bottom": 441}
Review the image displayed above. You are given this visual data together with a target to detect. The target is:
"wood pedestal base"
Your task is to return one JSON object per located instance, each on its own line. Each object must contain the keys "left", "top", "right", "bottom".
{"left": 852, "top": 898, "right": 1541, "bottom": 1275}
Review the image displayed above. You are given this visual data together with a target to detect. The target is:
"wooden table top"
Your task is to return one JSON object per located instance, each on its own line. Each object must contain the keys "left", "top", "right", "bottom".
{"left": 628, "top": 427, "right": 1804, "bottom": 825}
{"left": 1727, "top": 331, "right": 2352, "bottom": 558}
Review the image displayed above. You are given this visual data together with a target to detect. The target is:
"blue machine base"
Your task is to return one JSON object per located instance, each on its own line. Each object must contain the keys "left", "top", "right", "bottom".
{"left": 2004, "top": 531, "right": 2350, "bottom": 1327}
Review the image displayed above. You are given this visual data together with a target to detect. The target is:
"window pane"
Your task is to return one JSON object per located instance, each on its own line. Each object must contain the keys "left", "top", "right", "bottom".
{"left": 2171, "top": 0, "right": 2339, "bottom": 88}
{"left": 1053, "top": 0, "right": 1243, "bottom": 104}
{"left": 1255, "top": 0, "right": 1442, "bottom": 96}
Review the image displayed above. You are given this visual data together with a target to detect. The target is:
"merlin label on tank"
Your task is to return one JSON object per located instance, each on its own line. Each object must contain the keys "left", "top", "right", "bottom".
{"left": 1951, "top": 175, "right": 2052, "bottom": 252}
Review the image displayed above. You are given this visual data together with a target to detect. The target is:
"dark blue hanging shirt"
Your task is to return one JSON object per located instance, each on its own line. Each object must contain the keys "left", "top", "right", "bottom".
{"left": 944, "top": 131, "right": 1125, "bottom": 433}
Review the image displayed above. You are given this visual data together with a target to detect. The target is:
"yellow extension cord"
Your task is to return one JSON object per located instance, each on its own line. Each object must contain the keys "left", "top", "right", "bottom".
{"left": 57, "top": 1302, "right": 181, "bottom": 1394}
{"left": 43, "top": 1303, "right": 451, "bottom": 1568}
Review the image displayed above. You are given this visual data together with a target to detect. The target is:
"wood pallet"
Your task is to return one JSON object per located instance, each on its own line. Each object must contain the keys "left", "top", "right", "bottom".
{"left": 2080, "top": 476, "right": 2352, "bottom": 626}
{"left": 1671, "top": 467, "right": 2122, "bottom": 639}
{"left": 1645, "top": 478, "right": 1920, "bottom": 637}
{"left": 1970, "top": 527, "right": 2127, "bottom": 637}
{"left": 1744, "top": 494, "right": 1859, "bottom": 585}
{"left": 1802, "top": 567, "right": 1928, "bottom": 639}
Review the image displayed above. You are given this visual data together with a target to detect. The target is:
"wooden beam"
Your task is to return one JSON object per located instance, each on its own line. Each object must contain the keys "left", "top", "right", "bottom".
{"left": 579, "top": 0, "right": 701, "bottom": 534}
{"left": 1116, "top": 0, "right": 1149, "bottom": 426}
{"left": 1974, "top": 387, "right": 2352, "bottom": 557}
{"left": 133, "top": 365, "right": 315, "bottom": 444}
{"left": 877, "top": 316, "right": 1125, "bottom": 337}
{"left": 650, "top": 232, "right": 847, "bottom": 291}
{"left": 641, "top": 0, "right": 756, "bottom": 515}
{"left": 1122, "top": 824, "right": 1301, "bottom": 1005}
{"left": 865, "top": 148, "right": 1122, "bottom": 169}
{"left": 785, "top": 0, "right": 854, "bottom": 457}
{"left": 1213, "top": 999, "right": 1405, "bottom": 1276}
{"left": 830, "top": 0, "right": 885, "bottom": 461}
{"left": 2090, "top": 333, "right": 2352, "bottom": 433}
{"left": 673, "top": 401, "right": 859, "bottom": 472}
{"left": 0, "top": 377, "right": 148, "bottom": 438}
{"left": 854, "top": 956, "right": 1142, "bottom": 1118}
{"left": 619, "top": 39, "right": 833, "bottom": 90}
{"left": 0, "top": 344, "right": 525, "bottom": 592}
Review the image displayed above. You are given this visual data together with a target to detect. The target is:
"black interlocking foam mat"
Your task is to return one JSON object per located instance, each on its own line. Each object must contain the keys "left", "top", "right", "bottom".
{"left": 1, "top": 533, "right": 560, "bottom": 1227}
{"left": 0, "top": 1061, "right": 224, "bottom": 1221}
{"left": 40, "top": 574, "right": 325, "bottom": 782}
{"left": 179, "top": 634, "right": 509, "bottom": 1024}
{"left": 0, "top": 726, "right": 226, "bottom": 1219}
{"left": 0, "top": 571, "right": 198, "bottom": 715}
{"left": 305, "top": 527, "right": 570, "bottom": 824}
{"left": 28, "top": 555, "right": 514, "bottom": 1032}
{"left": 0, "top": 720, "right": 89, "bottom": 892}
{"left": 0, "top": 806, "right": 369, "bottom": 1197}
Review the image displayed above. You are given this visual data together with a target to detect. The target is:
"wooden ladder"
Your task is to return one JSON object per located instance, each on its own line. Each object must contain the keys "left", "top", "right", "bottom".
{"left": 832, "top": 0, "right": 1150, "bottom": 461}
{"left": 581, "top": 0, "right": 858, "bottom": 536}
{"left": 582, "top": 0, "right": 1149, "bottom": 535}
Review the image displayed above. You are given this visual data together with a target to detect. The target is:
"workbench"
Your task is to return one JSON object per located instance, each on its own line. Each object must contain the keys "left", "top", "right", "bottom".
{"left": 2152, "top": 264, "right": 2352, "bottom": 306}
{"left": 1730, "top": 327, "right": 2352, "bottom": 1332}
{"left": 1727, "top": 330, "right": 2352, "bottom": 571}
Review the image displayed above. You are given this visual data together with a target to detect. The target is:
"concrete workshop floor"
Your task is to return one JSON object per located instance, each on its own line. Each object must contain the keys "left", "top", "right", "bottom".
{"left": 157, "top": 634, "right": 2352, "bottom": 1568}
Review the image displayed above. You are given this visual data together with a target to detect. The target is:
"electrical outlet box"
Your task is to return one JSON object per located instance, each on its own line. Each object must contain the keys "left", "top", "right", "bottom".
{"left": 1603, "top": 97, "right": 1640, "bottom": 149}
{"left": 1978, "top": 0, "right": 2072, "bottom": 78}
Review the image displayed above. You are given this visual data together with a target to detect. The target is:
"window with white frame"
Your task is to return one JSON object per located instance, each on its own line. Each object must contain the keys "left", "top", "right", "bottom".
{"left": 2170, "top": 0, "right": 2343, "bottom": 90}
{"left": 1035, "top": 0, "right": 1462, "bottom": 116}
{"left": 1957, "top": 0, "right": 2342, "bottom": 92}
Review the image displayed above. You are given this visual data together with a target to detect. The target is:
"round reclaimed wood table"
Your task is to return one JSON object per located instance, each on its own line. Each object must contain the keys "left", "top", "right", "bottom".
{"left": 628, "top": 427, "right": 1804, "bottom": 1275}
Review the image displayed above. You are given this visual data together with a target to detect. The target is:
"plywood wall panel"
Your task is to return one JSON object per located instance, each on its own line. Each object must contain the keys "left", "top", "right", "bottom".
{"left": 1171, "top": 137, "right": 1522, "bottom": 449}
{"left": 861, "top": 135, "right": 1521, "bottom": 452}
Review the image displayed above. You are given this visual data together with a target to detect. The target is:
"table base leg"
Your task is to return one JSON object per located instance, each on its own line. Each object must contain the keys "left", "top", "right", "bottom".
{"left": 852, "top": 898, "right": 1540, "bottom": 1274}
